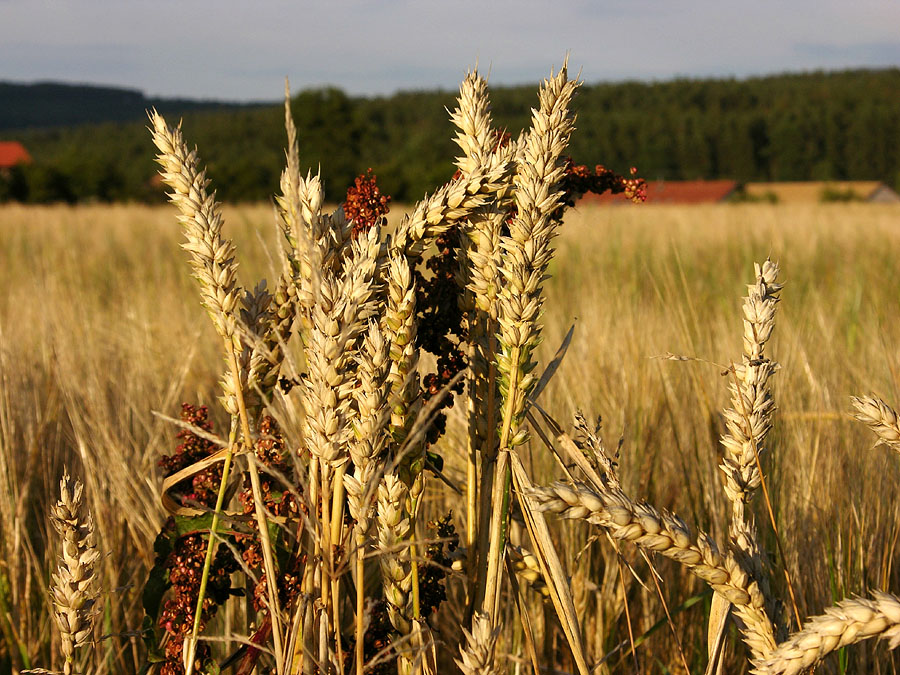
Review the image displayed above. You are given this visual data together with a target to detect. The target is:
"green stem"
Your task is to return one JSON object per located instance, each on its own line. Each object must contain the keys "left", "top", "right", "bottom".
{"left": 184, "top": 418, "right": 238, "bottom": 675}
{"left": 409, "top": 486, "right": 423, "bottom": 621}
{"left": 298, "top": 455, "right": 320, "bottom": 675}
{"left": 467, "top": 318, "right": 498, "bottom": 614}
{"left": 329, "top": 463, "right": 348, "bottom": 675}
{"left": 0, "top": 569, "right": 30, "bottom": 671}
{"left": 228, "top": 341, "right": 285, "bottom": 672}
{"left": 355, "top": 536, "right": 366, "bottom": 675}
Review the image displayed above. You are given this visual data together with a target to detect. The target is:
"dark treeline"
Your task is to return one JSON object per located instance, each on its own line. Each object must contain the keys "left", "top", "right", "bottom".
{"left": 0, "top": 81, "right": 263, "bottom": 131}
{"left": 2, "top": 68, "right": 899, "bottom": 204}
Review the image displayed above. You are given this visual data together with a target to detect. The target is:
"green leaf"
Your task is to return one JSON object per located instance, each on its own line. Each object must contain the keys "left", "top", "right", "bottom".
{"left": 174, "top": 513, "right": 216, "bottom": 537}
{"left": 143, "top": 530, "right": 174, "bottom": 620}
{"left": 426, "top": 449, "right": 444, "bottom": 473}
{"left": 140, "top": 614, "right": 167, "bottom": 665}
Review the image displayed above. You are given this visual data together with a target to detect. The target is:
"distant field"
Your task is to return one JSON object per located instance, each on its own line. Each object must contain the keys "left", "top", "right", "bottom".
{"left": 3, "top": 201, "right": 900, "bottom": 672}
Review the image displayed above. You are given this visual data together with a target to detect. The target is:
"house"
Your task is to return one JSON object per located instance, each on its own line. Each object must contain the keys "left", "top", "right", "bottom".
{"left": 743, "top": 181, "right": 900, "bottom": 203}
{"left": 0, "top": 141, "right": 32, "bottom": 171}
{"left": 582, "top": 179, "right": 739, "bottom": 205}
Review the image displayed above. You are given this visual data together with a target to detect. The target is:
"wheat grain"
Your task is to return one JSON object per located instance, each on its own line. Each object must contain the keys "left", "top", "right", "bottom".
{"left": 376, "top": 472, "right": 414, "bottom": 641}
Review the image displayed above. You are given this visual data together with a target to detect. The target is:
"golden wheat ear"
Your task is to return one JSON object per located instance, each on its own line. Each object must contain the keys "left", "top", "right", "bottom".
{"left": 50, "top": 471, "right": 100, "bottom": 675}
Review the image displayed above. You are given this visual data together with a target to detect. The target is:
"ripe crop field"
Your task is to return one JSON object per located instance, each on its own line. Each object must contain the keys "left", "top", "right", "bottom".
{"left": 3, "top": 199, "right": 900, "bottom": 674}
{"left": 4, "top": 68, "right": 900, "bottom": 675}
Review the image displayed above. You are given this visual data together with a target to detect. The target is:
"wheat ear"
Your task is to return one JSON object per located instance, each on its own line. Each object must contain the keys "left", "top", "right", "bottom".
{"left": 455, "top": 612, "right": 500, "bottom": 675}
{"left": 344, "top": 322, "right": 391, "bottom": 675}
{"left": 720, "top": 259, "right": 782, "bottom": 512}
{"left": 711, "top": 260, "right": 783, "bottom": 661}
{"left": 50, "top": 472, "right": 99, "bottom": 675}
{"left": 753, "top": 591, "right": 900, "bottom": 675}
{"left": 150, "top": 110, "right": 264, "bottom": 675}
{"left": 376, "top": 471, "right": 415, "bottom": 674}
{"left": 218, "top": 280, "right": 273, "bottom": 416}
{"left": 149, "top": 110, "right": 241, "bottom": 343}
{"left": 387, "top": 92, "right": 514, "bottom": 264}
{"left": 530, "top": 480, "right": 777, "bottom": 661}
{"left": 450, "top": 70, "right": 510, "bottom": 580}
{"left": 376, "top": 253, "right": 428, "bottom": 655}
{"left": 852, "top": 394, "right": 900, "bottom": 451}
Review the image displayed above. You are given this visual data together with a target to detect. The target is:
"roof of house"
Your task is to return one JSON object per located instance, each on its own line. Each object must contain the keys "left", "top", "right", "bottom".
{"left": 744, "top": 181, "right": 899, "bottom": 203}
{"left": 0, "top": 141, "right": 32, "bottom": 168}
{"left": 582, "top": 179, "right": 739, "bottom": 205}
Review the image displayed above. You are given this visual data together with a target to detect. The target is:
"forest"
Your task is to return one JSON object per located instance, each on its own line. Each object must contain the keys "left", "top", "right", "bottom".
{"left": 1, "top": 68, "right": 898, "bottom": 203}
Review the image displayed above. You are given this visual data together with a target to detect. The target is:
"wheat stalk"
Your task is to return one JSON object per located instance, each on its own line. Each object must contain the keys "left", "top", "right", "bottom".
{"left": 481, "top": 62, "right": 579, "bottom": 622}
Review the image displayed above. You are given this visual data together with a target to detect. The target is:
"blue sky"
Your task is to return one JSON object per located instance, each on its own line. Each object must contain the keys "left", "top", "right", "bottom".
{"left": 2, "top": 0, "right": 899, "bottom": 100}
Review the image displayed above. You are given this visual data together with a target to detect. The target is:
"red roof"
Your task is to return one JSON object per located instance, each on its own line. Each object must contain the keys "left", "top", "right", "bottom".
{"left": 584, "top": 180, "right": 738, "bottom": 205}
{"left": 0, "top": 142, "right": 32, "bottom": 168}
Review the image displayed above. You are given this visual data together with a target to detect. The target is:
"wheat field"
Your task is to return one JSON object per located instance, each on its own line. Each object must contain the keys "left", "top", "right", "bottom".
{"left": 2, "top": 196, "right": 900, "bottom": 674}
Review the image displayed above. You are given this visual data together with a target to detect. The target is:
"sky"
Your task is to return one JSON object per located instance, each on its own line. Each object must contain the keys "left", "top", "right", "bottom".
{"left": 2, "top": 0, "right": 900, "bottom": 101}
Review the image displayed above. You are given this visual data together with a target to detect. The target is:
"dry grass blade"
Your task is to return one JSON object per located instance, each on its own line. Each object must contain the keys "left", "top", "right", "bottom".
{"left": 510, "top": 452, "right": 591, "bottom": 675}
{"left": 526, "top": 323, "right": 575, "bottom": 410}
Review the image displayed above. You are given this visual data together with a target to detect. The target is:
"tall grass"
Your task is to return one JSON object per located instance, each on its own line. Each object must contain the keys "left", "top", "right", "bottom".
{"left": 2, "top": 118, "right": 900, "bottom": 673}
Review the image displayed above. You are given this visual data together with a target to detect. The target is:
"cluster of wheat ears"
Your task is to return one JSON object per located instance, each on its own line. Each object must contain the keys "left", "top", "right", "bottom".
{"left": 35, "top": 64, "right": 900, "bottom": 675}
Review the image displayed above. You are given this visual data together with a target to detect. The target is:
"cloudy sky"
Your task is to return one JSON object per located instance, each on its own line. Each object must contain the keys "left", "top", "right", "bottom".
{"left": 2, "top": 0, "right": 899, "bottom": 101}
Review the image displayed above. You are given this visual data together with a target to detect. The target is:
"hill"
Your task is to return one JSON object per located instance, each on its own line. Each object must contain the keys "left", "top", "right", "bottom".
{"left": 0, "top": 81, "right": 264, "bottom": 131}
{"left": 2, "top": 69, "right": 899, "bottom": 203}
